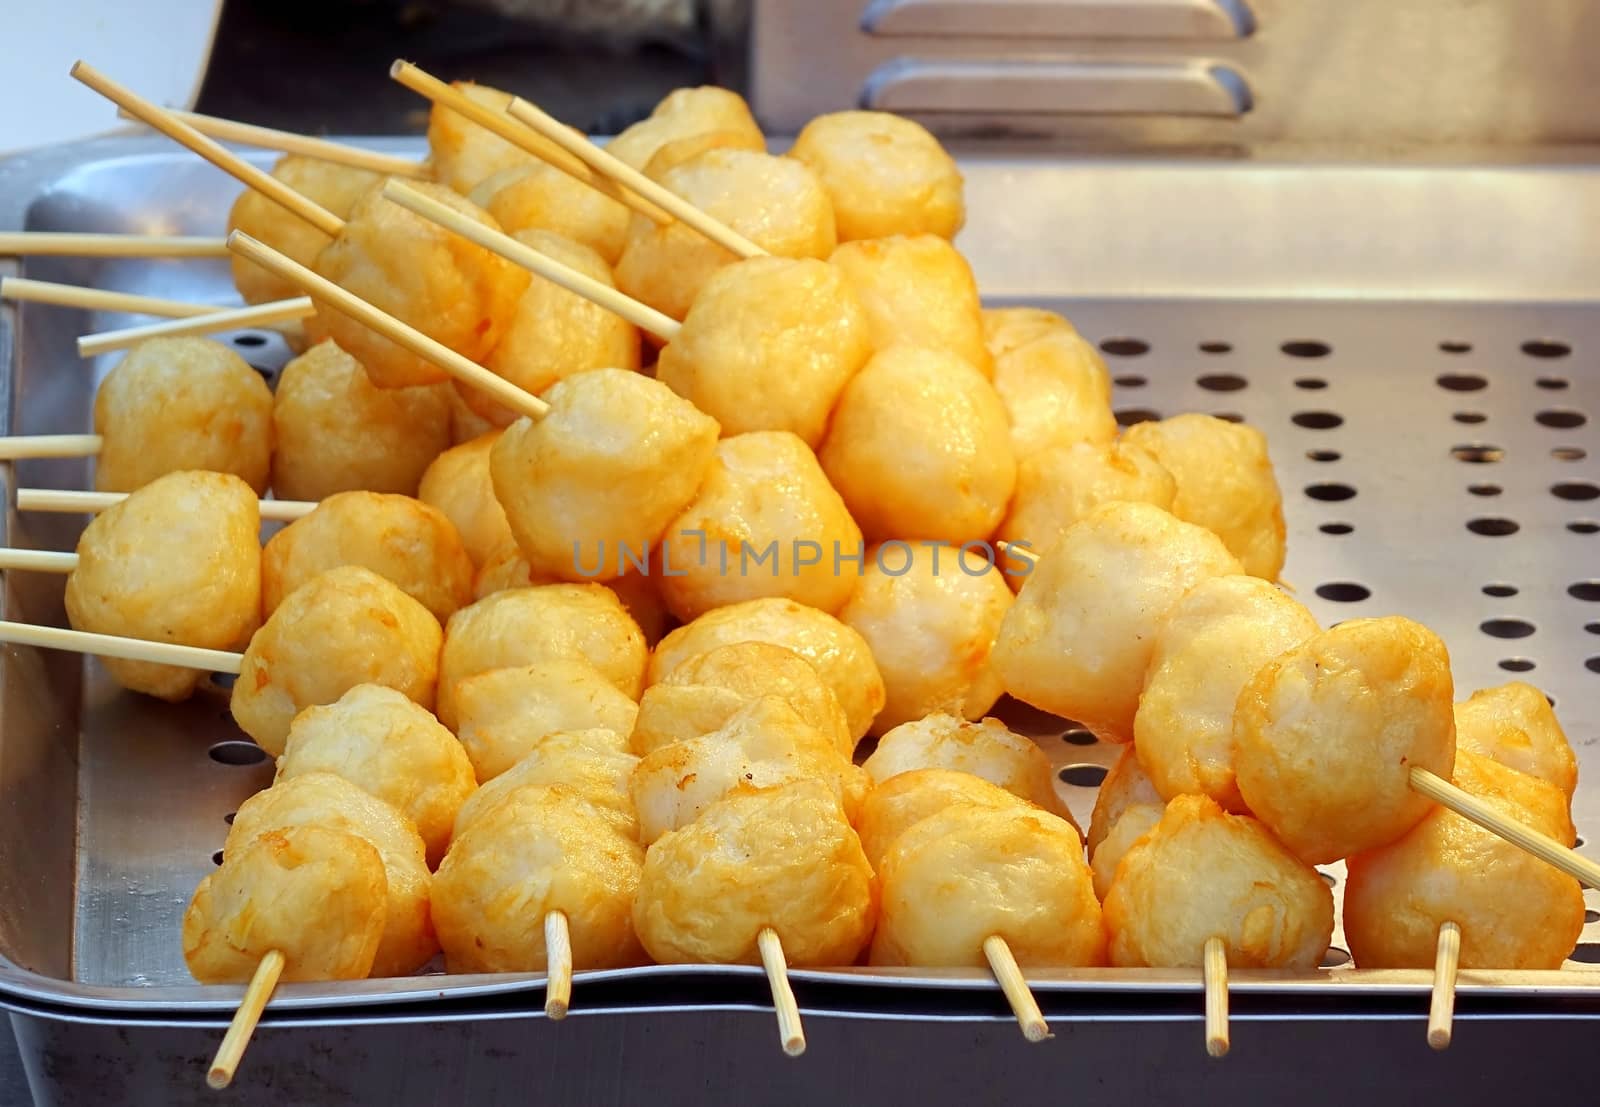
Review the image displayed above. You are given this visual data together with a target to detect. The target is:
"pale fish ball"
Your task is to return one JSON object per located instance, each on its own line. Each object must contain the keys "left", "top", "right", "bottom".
{"left": 871, "top": 804, "right": 1104, "bottom": 968}
{"left": 453, "top": 730, "right": 638, "bottom": 841}
{"left": 863, "top": 713, "right": 1073, "bottom": 825}
{"left": 490, "top": 369, "right": 720, "bottom": 583}
{"left": 453, "top": 659, "right": 639, "bottom": 782}
{"left": 426, "top": 82, "right": 566, "bottom": 194}
{"left": 231, "top": 566, "right": 443, "bottom": 756}
{"left": 472, "top": 542, "right": 670, "bottom": 646}
{"left": 819, "top": 345, "right": 1015, "bottom": 543}
{"left": 856, "top": 767, "right": 1027, "bottom": 871}
{"left": 433, "top": 784, "right": 645, "bottom": 973}
{"left": 470, "top": 159, "right": 630, "bottom": 265}
{"left": 1134, "top": 575, "right": 1319, "bottom": 813}
{"left": 262, "top": 491, "right": 474, "bottom": 622}
{"left": 632, "top": 780, "right": 876, "bottom": 966}
{"left": 830, "top": 235, "right": 989, "bottom": 374}
{"left": 641, "top": 128, "right": 766, "bottom": 177}
{"left": 998, "top": 440, "right": 1175, "bottom": 561}
{"left": 437, "top": 584, "right": 647, "bottom": 730}
{"left": 1233, "top": 616, "right": 1456, "bottom": 865}
{"left": 991, "top": 501, "right": 1242, "bottom": 742}
{"left": 278, "top": 683, "right": 477, "bottom": 867}
{"left": 417, "top": 431, "right": 514, "bottom": 567}
{"left": 93, "top": 337, "right": 273, "bottom": 493}
{"left": 64, "top": 470, "right": 261, "bottom": 702}
{"left": 1087, "top": 748, "right": 1165, "bottom": 900}
{"left": 648, "top": 597, "right": 886, "bottom": 742}
{"left": 787, "top": 111, "right": 963, "bottom": 243}
{"left": 227, "top": 155, "right": 381, "bottom": 304}
{"left": 991, "top": 329, "right": 1116, "bottom": 456}
{"left": 226, "top": 772, "right": 436, "bottom": 977}
{"left": 1124, "top": 414, "right": 1286, "bottom": 580}
{"left": 838, "top": 543, "right": 1013, "bottom": 735}
{"left": 1454, "top": 681, "right": 1578, "bottom": 799}
{"left": 1344, "top": 750, "right": 1584, "bottom": 969}
{"left": 656, "top": 256, "right": 872, "bottom": 447}
{"left": 309, "top": 180, "right": 530, "bottom": 388}
{"left": 182, "top": 825, "right": 386, "bottom": 983}
{"left": 981, "top": 307, "right": 1076, "bottom": 361}
{"left": 615, "top": 149, "right": 836, "bottom": 322}
{"left": 604, "top": 86, "right": 765, "bottom": 171}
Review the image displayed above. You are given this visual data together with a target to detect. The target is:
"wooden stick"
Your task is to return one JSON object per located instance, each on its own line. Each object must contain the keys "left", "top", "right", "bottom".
{"left": 77, "top": 297, "right": 314, "bottom": 357}
{"left": 506, "top": 97, "right": 767, "bottom": 261}
{"left": 387, "top": 61, "right": 669, "bottom": 225}
{"left": 122, "top": 108, "right": 428, "bottom": 179}
{"left": 381, "top": 180, "right": 680, "bottom": 341}
{"left": 226, "top": 231, "right": 550, "bottom": 421}
{"left": 981, "top": 935, "right": 1051, "bottom": 1043}
{"left": 756, "top": 927, "right": 805, "bottom": 1057}
{"left": 0, "top": 435, "right": 104, "bottom": 460}
{"left": 207, "top": 949, "right": 285, "bottom": 1090}
{"left": 17, "top": 488, "right": 317, "bottom": 522}
{"left": 0, "top": 233, "right": 229, "bottom": 258}
{"left": 0, "top": 549, "right": 77, "bottom": 573}
{"left": 70, "top": 62, "right": 345, "bottom": 238}
{"left": 544, "top": 911, "right": 572, "bottom": 1020}
{"left": 2, "top": 278, "right": 223, "bottom": 318}
{"left": 1410, "top": 767, "right": 1600, "bottom": 888}
{"left": 1428, "top": 920, "right": 1461, "bottom": 1051}
{"left": 0, "top": 620, "right": 244, "bottom": 674}
{"left": 1203, "top": 936, "right": 1229, "bottom": 1058}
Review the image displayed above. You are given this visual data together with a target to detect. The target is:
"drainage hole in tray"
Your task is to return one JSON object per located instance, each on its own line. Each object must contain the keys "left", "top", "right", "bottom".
{"left": 1587, "top": 910, "right": 1600, "bottom": 924}
{"left": 1305, "top": 482, "right": 1356, "bottom": 502}
{"left": 1522, "top": 339, "right": 1572, "bottom": 359}
{"left": 1211, "top": 412, "right": 1244, "bottom": 423}
{"left": 1116, "top": 407, "right": 1161, "bottom": 427}
{"left": 1482, "top": 583, "right": 1519, "bottom": 597}
{"left": 1587, "top": 622, "right": 1600, "bottom": 635}
{"left": 1468, "top": 483, "right": 1502, "bottom": 497}
{"left": 1294, "top": 376, "right": 1328, "bottom": 391}
{"left": 1319, "top": 522, "right": 1354, "bottom": 535}
{"left": 1100, "top": 337, "right": 1149, "bottom": 357}
{"left": 1480, "top": 618, "right": 1536, "bottom": 639}
{"left": 1553, "top": 446, "right": 1588, "bottom": 461}
{"left": 1467, "top": 517, "right": 1519, "bottom": 536}
{"left": 1499, "top": 658, "right": 1536, "bottom": 672}
{"left": 1439, "top": 340, "right": 1472, "bottom": 354}
{"left": 1587, "top": 657, "right": 1600, "bottom": 675}
{"left": 1453, "top": 411, "right": 1487, "bottom": 425}
{"left": 1315, "top": 582, "right": 1370, "bottom": 603}
{"left": 1554, "top": 482, "right": 1600, "bottom": 501}
{"left": 209, "top": 740, "right": 268, "bottom": 766}
{"left": 1061, "top": 728, "right": 1096, "bottom": 746}
{"left": 1197, "top": 373, "right": 1247, "bottom": 392}
{"left": 1113, "top": 374, "right": 1146, "bottom": 388}
{"left": 1537, "top": 409, "right": 1588, "bottom": 430}
{"left": 1569, "top": 581, "right": 1600, "bottom": 601}
{"left": 1292, "top": 411, "right": 1343, "bottom": 430}
{"left": 1199, "top": 341, "right": 1232, "bottom": 354}
{"left": 1319, "top": 871, "right": 1338, "bottom": 887}
{"left": 211, "top": 850, "right": 224, "bottom": 866}
{"left": 1569, "top": 522, "right": 1599, "bottom": 534}
{"left": 1059, "top": 764, "right": 1109, "bottom": 787}
{"left": 231, "top": 333, "right": 268, "bottom": 349}
{"left": 1438, "top": 373, "right": 1487, "bottom": 392}
{"left": 1571, "top": 944, "right": 1600, "bottom": 964}
{"left": 1320, "top": 947, "right": 1351, "bottom": 969}
{"left": 1537, "top": 377, "right": 1570, "bottom": 391}
{"left": 1452, "top": 444, "right": 1503, "bottom": 463}
{"left": 1307, "top": 449, "right": 1340, "bottom": 462}
{"left": 1281, "top": 340, "right": 1331, "bottom": 358}
{"left": 223, "top": 812, "right": 236, "bottom": 824}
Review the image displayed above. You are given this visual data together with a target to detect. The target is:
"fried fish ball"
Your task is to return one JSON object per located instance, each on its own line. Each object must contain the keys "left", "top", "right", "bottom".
{"left": 658, "top": 431, "right": 863, "bottom": 620}
{"left": 183, "top": 824, "right": 387, "bottom": 984}
{"left": 856, "top": 768, "right": 1027, "bottom": 870}
{"left": 615, "top": 149, "right": 835, "bottom": 322}
{"left": 426, "top": 82, "right": 563, "bottom": 194}
{"left": 65, "top": 470, "right": 261, "bottom": 702}
{"left": 787, "top": 111, "right": 963, "bottom": 243}
{"left": 471, "top": 542, "right": 671, "bottom": 645}
{"left": 278, "top": 684, "right": 476, "bottom": 866}
{"left": 820, "top": 346, "right": 1015, "bottom": 543}
{"left": 93, "top": 337, "right": 273, "bottom": 493}
{"left": 309, "top": 181, "right": 530, "bottom": 389}
{"left": 991, "top": 329, "right": 1116, "bottom": 457}
{"left": 631, "top": 696, "right": 868, "bottom": 845}
{"left": 872, "top": 804, "right": 1104, "bottom": 968}
{"left": 453, "top": 730, "right": 638, "bottom": 840}
{"left": 981, "top": 308, "right": 1075, "bottom": 361}
{"left": 453, "top": 659, "right": 639, "bottom": 781}
{"left": 231, "top": 566, "right": 443, "bottom": 756}
{"left": 438, "top": 584, "right": 647, "bottom": 730}
{"left": 226, "top": 772, "right": 436, "bottom": 977}
{"left": 470, "top": 159, "right": 630, "bottom": 264}
{"left": 262, "top": 491, "right": 474, "bottom": 622}
{"left": 271, "top": 339, "right": 452, "bottom": 501}
{"left": 648, "top": 597, "right": 886, "bottom": 742}
{"left": 863, "top": 714, "right": 1073, "bottom": 825}
{"left": 447, "top": 385, "right": 497, "bottom": 443}
{"left": 604, "top": 86, "right": 765, "bottom": 172}
{"left": 633, "top": 780, "right": 876, "bottom": 965}
{"left": 491, "top": 369, "right": 721, "bottom": 583}
{"left": 1123, "top": 414, "right": 1285, "bottom": 580}
{"left": 1344, "top": 751, "right": 1584, "bottom": 969}
{"left": 632, "top": 641, "right": 852, "bottom": 758}
{"left": 992, "top": 502, "right": 1242, "bottom": 742}
{"left": 227, "top": 155, "right": 382, "bottom": 304}
{"left": 1134, "top": 576, "right": 1319, "bottom": 813}
{"left": 837, "top": 543, "right": 1013, "bottom": 734}
{"left": 830, "top": 235, "right": 988, "bottom": 375}
{"left": 1087, "top": 748, "right": 1164, "bottom": 899}
{"left": 998, "top": 440, "right": 1174, "bottom": 560}
{"left": 417, "top": 431, "right": 514, "bottom": 567}
{"left": 642, "top": 128, "right": 766, "bottom": 177}
{"left": 1454, "top": 681, "right": 1578, "bottom": 799}
{"left": 656, "top": 257, "right": 872, "bottom": 447}
{"left": 1234, "top": 616, "right": 1456, "bottom": 865}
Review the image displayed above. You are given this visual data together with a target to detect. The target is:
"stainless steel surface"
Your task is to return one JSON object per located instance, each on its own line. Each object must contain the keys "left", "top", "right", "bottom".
{"left": 859, "top": 0, "right": 1256, "bottom": 40}
{"left": 862, "top": 59, "right": 1251, "bottom": 118}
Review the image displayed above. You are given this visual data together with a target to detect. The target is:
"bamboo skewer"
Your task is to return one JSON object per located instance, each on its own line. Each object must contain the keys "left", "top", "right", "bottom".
{"left": 1408, "top": 768, "right": 1600, "bottom": 888}
{"left": 981, "top": 935, "right": 1051, "bottom": 1043}
{"left": 1428, "top": 920, "right": 1462, "bottom": 1051}
{"left": 2, "top": 278, "right": 223, "bottom": 318}
{"left": 0, "top": 621, "right": 243, "bottom": 673}
{"left": 0, "top": 436, "right": 104, "bottom": 460}
{"left": 1203, "top": 936, "right": 1229, "bottom": 1058}
{"left": 207, "top": 949, "right": 285, "bottom": 1090}
{"left": 121, "top": 108, "right": 428, "bottom": 179}
{"left": 0, "top": 549, "right": 78, "bottom": 573}
{"left": 16, "top": 488, "right": 317, "bottom": 521}
{"left": 756, "top": 927, "right": 806, "bottom": 1057}
{"left": 77, "top": 297, "right": 315, "bottom": 356}
{"left": 544, "top": 911, "right": 573, "bottom": 1020}
{"left": 0, "top": 233, "right": 229, "bottom": 258}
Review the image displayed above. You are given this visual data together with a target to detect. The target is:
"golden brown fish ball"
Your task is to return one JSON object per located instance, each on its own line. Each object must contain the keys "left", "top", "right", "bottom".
{"left": 981, "top": 308, "right": 1075, "bottom": 361}
{"left": 261, "top": 491, "right": 474, "bottom": 622}
{"left": 787, "top": 111, "right": 963, "bottom": 243}
{"left": 1344, "top": 751, "right": 1584, "bottom": 969}
{"left": 656, "top": 256, "right": 872, "bottom": 447}
{"left": 417, "top": 431, "right": 514, "bottom": 567}
{"left": 64, "top": 470, "right": 261, "bottom": 702}
{"left": 453, "top": 730, "right": 638, "bottom": 841}
{"left": 471, "top": 542, "right": 670, "bottom": 645}
{"left": 830, "top": 235, "right": 989, "bottom": 374}
{"left": 426, "top": 82, "right": 562, "bottom": 194}
{"left": 231, "top": 565, "right": 443, "bottom": 756}
{"left": 632, "top": 780, "right": 876, "bottom": 965}
{"left": 998, "top": 440, "right": 1174, "bottom": 560}
{"left": 871, "top": 804, "right": 1104, "bottom": 968}
{"left": 183, "top": 824, "right": 387, "bottom": 984}
{"left": 657, "top": 431, "right": 862, "bottom": 620}
{"left": 453, "top": 659, "right": 639, "bottom": 782}
{"left": 863, "top": 713, "right": 1072, "bottom": 824}
{"left": 93, "top": 337, "right": 273, "bottom": 494}
{"left": 992, "top": 502, "right": 1242, "bottom": 742}
{"left": 433, "top": 784, "right": 645, "bottom": 974}
{"left": 855, "top": 768, "right": 1027, "bottom": 870}
{"left": 1234, "top": 616, "right": 1456, "bottom": 865}
{"left": 1086, "top": 748, "right": 1164, "bottom": 899}
{"left": 632, "top": 641, "right": 851, "bottom": 758}
{"left": 991, "top": 329, "right": 1116, "bottom": 457}
{"left": 270, "top": 339, "right": 452, "bottom": 501}
{"left": 604, "top": 86, "right": 765, "bottom": 172}
{"left": 491, "top": 369, "right": 721, "bottom": 583}
{"left": 226, "top": 772, "right": 436, "bottom": 977}
{"left": 642, "top": 128, "right": 766, "bottom": 177}
{"left": 1134, "top": 576, "right": 1318, "bottom": 813}
{"left": 648, "top": 597, "right": 886, "bottom": 742}
{"left": 228, "top": 155, "right": 382, "bottom": 304}
{"left": 1124, "top": 414, "right": 1286, "bottom": 580}
{"left": 1454, "top": 681, "right": 1577, "bottom": 798}
{"left": 309, "top": 181, "right": 530, "bottom": 389}
{"left": 278, "top": 684, "right": 476, "bottom": 866}
{"left": 470, "top": 160, "right": 630, "bottom": 265}
{"left": 820, "top": 346, "right": 1015, "bottom": 543}
{"left": 615, "top": 149, "right": 835, "bottom": 322}
{"left": 438, "top": 584, "right": 647, "bottom": 730}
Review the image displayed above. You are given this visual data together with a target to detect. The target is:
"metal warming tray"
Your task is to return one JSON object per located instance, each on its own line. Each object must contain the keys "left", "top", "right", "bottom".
{"left": 1, "top": 137, "right": 1599, "bottom": 1104}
